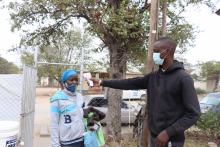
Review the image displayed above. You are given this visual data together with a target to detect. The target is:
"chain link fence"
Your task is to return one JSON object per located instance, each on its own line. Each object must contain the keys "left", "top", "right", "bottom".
{"left": 0, "top": 65, "right": 37, "bottom": 147}
{"left": 0, "top": 74, "right": 23, "bottom": 121}
{"left": 19, "top": 66, "right": 37, "bottom": 147}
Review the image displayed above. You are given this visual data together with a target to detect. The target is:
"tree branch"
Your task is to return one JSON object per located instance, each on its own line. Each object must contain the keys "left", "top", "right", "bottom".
{"left": 108, "top": 0, "right": 120, "bottom": 10}
{"left": 140, "top": 0, "right": 151, "bottom": 13}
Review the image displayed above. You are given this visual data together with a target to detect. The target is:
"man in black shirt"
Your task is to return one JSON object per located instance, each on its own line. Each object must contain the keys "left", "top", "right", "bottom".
{"left": 100, "top": 37, "right": 201, "bottom": 147}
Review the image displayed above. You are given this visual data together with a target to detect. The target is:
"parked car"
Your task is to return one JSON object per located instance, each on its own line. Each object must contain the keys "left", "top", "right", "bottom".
{"left": 122, "top": 90, "right": 146, "bottom": 100}
{"left": 84, "top": 95, "right": 141, "bottom": 124}
{"left": 199, "top": 92, "right": 220, "bottom": 113}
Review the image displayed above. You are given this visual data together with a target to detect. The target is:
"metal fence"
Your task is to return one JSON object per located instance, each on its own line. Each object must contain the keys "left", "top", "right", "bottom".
{"left": 0, "top": 74, "right": 23, "bottom": 121}
{"left": 19, "top": 65, "right": 37, "bottom": 147}
{"left": 0, "top": 65, "right": 37, "bottom": 147}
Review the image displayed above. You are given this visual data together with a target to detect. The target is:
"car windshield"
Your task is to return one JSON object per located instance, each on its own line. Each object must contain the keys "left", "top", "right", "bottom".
{"left": 200, "top": 95, "right": 220, "bottom": 105}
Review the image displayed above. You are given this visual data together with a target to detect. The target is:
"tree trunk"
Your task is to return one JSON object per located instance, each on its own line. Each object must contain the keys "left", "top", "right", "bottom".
{"left": 213, "top": 74, "right": 220, "bottom": 92}
{"left": 146, "top": 0, "right": 159, "bottom": 73}
{"left": 106, "top": 42, "right": 127, "bottom": 144}
{"left": 48, "top": 75, "right": 54, "bottom": 87}
{"left": 161, "top": 0, "right": 167, "bottom": 36}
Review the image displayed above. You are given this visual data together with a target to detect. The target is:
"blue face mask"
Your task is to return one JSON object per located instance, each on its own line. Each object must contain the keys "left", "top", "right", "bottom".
{"left": 153, "top": 53, "right": 164, "bottom": 65}
{"left": 66, "top": 84, "right": 76, "bottom": 93}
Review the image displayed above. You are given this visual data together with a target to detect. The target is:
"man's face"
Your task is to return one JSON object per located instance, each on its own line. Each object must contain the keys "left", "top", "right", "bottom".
{"left": 153, "top": 41, "right": 169, "bottom": 60}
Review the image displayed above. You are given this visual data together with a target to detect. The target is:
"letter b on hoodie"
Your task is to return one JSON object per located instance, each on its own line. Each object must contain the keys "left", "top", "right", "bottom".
{"left": 64, "top": 115, "right": 72, "bottom": 123}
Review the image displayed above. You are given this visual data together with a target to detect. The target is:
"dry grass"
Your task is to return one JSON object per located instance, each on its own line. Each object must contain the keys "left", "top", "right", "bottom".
{"left": 106, "top": 138, "right": 209, "bottom": 147}
{"left": 106, "top": 139, "right": 136, "bottom": 147}
{"left": 185, "top": 139, "right": 209, "bottom": 147}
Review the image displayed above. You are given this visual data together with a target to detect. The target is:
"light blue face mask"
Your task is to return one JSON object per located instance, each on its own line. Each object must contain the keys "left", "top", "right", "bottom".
{"left": 153, "top": 53, "right": 164, "bottom": 65}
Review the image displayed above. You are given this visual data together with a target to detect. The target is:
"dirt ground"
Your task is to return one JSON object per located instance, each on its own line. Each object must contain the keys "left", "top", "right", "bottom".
{"left": 34, "top": 87, "right": 56, "bottom": 147}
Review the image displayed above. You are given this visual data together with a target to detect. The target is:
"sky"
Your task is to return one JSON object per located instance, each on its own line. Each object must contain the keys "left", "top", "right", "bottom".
{"left": 182, "top": 3, "right": 220, "bottom": 64}
{"left": 0, "top": 7, "right": 21, "bottom": 65}
{"left": 0, "top": 1, "right": 220, "bottom": 66}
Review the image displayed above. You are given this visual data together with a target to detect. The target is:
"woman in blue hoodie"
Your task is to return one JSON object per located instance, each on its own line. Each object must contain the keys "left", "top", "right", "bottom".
{"left": 50, "top": 69, "right": 85, "bottom": 147}
{"left": 50, "top": 69, "right": 106, "bottom": 147}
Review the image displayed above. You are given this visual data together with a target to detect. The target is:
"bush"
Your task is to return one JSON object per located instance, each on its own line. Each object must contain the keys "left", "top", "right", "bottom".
{"left": 196, "top": 88, "right": 206, "bottom": 94}
{"left": 197, "top": 111, "right": 220, "bottom": 137}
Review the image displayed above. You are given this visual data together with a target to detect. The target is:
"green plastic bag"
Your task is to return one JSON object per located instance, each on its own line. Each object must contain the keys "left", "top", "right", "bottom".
{"left": 96, "top": 122, "right": 105, "bottom": 146}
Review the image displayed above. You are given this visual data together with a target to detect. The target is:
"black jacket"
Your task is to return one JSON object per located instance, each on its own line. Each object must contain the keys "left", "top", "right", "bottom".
{"left": 101, "top": 60, "right": 201, "bottom": 137}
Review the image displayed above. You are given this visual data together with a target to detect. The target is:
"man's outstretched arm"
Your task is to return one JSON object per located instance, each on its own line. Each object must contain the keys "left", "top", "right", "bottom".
{"left": 100, "top": 75, "right": 149, "bottom": 90}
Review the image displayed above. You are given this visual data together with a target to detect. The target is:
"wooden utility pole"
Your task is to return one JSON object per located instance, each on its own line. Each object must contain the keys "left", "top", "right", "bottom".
{"left": 161, "top": 0, "right": 167, "bottom": 36}
{"left": 146, "top": 0, "right": 160, "bottom": 74}
{"left": 141, "top": 0, "right": 160, "bottom": 147}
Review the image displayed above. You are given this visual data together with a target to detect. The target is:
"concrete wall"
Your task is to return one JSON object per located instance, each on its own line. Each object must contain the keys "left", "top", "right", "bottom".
{"left": 194, "top": 81, "right": 206, "bottom": 90}
{"left": 206, "top": 80, "right": 220, "bottom": 92}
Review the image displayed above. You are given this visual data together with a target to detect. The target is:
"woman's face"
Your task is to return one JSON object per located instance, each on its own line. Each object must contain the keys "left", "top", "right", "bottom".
{"left": 66, "top": 75, "right": 79, "bottom": 85}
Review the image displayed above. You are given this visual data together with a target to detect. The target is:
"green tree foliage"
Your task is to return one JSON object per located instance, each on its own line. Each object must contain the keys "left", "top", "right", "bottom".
{"left": 21, "top": 28, "right": 98, "bottom": 85}
{"left": 195, "top": 87, "right": 206, "bottom": 94}
{"left": 0, "top": 57, "right": 19, "bottom": 74}
{"left": 201, "top": 61, "right": 220, "bottom": 91}
{"left": 191, "top": 73, "right": 199, "bottom": 80}
{"left": 6, "top": 0, "right": 215, "bottom": 69}
{"left": 201, "top": 61, "right": 220, "bottom": 78}
{"left": 7, "top": 0, "right": 148, "bottom": 76}
{"left": 21, "top": 51, "right": 34, "bottom": 66}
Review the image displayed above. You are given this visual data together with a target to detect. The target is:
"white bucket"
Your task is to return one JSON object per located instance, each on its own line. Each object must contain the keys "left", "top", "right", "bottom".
{"left": 0, "top": 121, "right": 19, "bottom": 147}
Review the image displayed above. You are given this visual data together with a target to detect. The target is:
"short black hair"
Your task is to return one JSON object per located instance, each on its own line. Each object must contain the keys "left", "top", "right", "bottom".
{"left": 156, "top": 37, "right": 177, "bottom": 54}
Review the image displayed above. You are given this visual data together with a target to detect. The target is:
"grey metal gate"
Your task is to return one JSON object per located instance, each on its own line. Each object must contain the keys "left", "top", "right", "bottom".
{"left": 19, "top": 65, "right": 37, "bottom": 147}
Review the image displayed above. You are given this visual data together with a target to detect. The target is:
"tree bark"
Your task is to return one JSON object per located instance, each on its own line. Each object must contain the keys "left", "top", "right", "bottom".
{"left": 146, "top": 0, "right": 159, "bottom": 74}
{"left": 213, "top": 74, "right": 220, "bottom": 92}
{"left": 161, "top": 0, "right": 167, "bottom": 36}
{"left": 48, "top": 75, "right": 54, "bottom": 87}
{"left": 106, "top": 41, "right": 127, "bottom": 144}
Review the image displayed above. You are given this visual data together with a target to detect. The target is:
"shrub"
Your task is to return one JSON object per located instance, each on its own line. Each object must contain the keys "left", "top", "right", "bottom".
{"left": 196, "top": 88, "right": 206, "bottom": 94}
{"left": 197, "top": 111, "right": 220, "bottom": 137}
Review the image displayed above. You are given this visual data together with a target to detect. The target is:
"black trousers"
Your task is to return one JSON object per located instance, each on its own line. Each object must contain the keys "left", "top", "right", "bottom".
{"left": 61, "top": 141, "right": 85, "bottom": 147}
{"left": 150, "top": 133, "right": 185, "bottom": 147}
